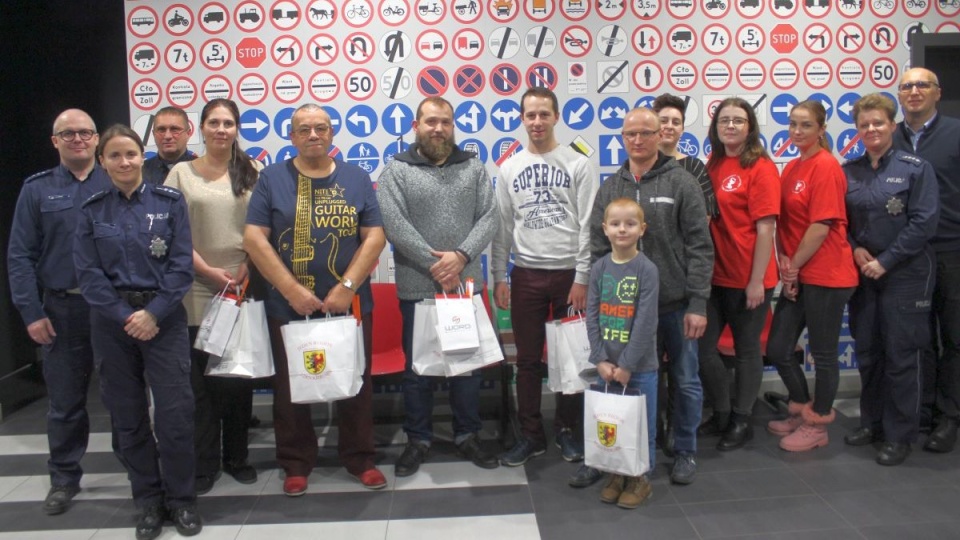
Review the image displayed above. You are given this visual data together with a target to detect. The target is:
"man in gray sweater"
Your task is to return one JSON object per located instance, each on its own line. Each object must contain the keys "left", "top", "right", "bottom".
{"left": 377, "top": 97, "right": 500, "bottom": 477}
{"left": 589, "top": 107, "right": 714, "bottom": 485}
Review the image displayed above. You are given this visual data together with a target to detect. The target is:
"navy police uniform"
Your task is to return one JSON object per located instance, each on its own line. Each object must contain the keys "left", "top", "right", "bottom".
{"left": 7, "top": 164, "right": 112, "bottom": 490}
{"left": 844, "top": 149, "right": 939, "bottom": 444}
{"left": 74, "top": 182, "right": 196, "bottom": 509}
{"left": 142, "top": 149, "right": 196, "bottom": 185}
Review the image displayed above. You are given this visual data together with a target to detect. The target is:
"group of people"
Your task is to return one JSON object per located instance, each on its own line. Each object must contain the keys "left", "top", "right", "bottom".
{"left": 7, "top": 66, "right": 959, "bottom": 535}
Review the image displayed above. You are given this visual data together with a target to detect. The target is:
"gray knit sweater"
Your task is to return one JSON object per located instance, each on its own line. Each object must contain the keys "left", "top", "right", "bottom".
{"left": 377, "top": 144, "right": 499, "bottom": 300}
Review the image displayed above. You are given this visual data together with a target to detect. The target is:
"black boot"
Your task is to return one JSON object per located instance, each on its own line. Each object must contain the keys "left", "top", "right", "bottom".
{"left": 698, "top": 410, "right": 731, "bottom": 437}
{"left": 924, "top": 417, "right": 959, "bottom": 453}
{"left": 717, "top": 412, "right": 753, "bottom": 451}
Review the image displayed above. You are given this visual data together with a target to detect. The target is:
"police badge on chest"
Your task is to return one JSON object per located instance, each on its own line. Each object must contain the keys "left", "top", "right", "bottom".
{"left": 149, "top": 236, "right": 168, "bottom": 259}
{"left": 886, "top": 197, "right": 904, "bottom": 216}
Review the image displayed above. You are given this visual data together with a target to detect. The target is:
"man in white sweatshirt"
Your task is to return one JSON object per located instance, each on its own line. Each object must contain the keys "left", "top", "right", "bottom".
{"left": 491, "top": 87, "right": 601, "bottom": 487}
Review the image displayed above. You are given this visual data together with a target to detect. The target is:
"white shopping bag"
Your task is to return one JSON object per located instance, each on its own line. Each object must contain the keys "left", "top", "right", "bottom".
{"left": 434, "top": 293, "right": 479, "bottom": 353}
{"left": 546, "top": 312, "right": 592, "bottom": 394}
{"left": 442, "top": 295, "right": 503, "bottom": 376}
{"left": 413, "top": 296, "right": 503, "bottom": 377}
{"left": 412, "top": 300, "right": 446, "bottom": 376}
{"left": 282, "top": 315, "right": 364, "bottom": 403}
{"left": 206, "top": 299, "right": 275, "bottom": 379}
{"left": 194, "top": 285, "right": 242, "bottom": 357}
{"left": 584, "top": 384, "right": 649, "bottom": 477}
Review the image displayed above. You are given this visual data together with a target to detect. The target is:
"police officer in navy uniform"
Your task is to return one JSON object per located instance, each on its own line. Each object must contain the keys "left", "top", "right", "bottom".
{"left": 7, "top": 109, "right": 111, "bottom": 515}
{"left": 142, "top": 106, "right": 196, "bottom": 185}
{"left": 842, "top": 94, "right": 939, "bottom": 466}
{"left": 73, "top": 125, "right": 200, "bottom": 539}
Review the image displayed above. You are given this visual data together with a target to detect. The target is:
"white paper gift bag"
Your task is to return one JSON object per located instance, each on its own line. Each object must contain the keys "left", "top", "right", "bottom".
{"left": 584, "top": 384, "right": 649, "bottom": 477}
{"left": 206, "top": 299, "right": 275, "bottom": 379}
{"left": 433, "top": 293, "right": 479, "bottom": 353}
{"left": 282, "top": 315, "right": 364, "bottom": 403}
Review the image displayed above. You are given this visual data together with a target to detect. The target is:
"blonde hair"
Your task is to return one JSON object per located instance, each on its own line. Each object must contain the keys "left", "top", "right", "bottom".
{"left": 603, "top": 197, "right": 645, "bottom": 223}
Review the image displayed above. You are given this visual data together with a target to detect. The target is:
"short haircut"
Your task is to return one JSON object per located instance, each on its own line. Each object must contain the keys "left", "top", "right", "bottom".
{"left": 853, "top": 93, "right": 897, "bottom": 124}
{"left": 603, "top": 197, "right": 645, "bottom": 222}
{"left": 96, "top": 124, "right": 144, "bottom": 157}
{"left": 520, "top": 87, "right": 559, "bottom": 115}
{"left": 291, "top": 103, "right": 327, "bottom": 127}
{"left": 153, "top": 106, "right": 189, "bottom": 127}
{"left": 652, "top": 93, "right": 686, "bottom": 125}
{"left": 415, "top": 97, "right": 454, "bottom": 120}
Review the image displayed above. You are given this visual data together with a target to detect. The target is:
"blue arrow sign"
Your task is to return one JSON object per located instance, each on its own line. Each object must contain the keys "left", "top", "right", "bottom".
{"left": 563, "top": 98, "right": 594, "bottom": 131}
{"left": 598, "top": 134, "right": 626, "bottom": 166}
{"left": 633, "top": 96, "right": 656, "bottom": 109}
{"left": 455, "top": 101, "right": 487, "bottom": 134}
{"left": 459, "top": 138, "right": 488, "bottom": 163}
{"left": 240, "top": 109, "right": 269, "bottom": 142}
{"left": 346, "top": 104, "right": 378, "bottom": 137}
{"left": 346, "top": 142, "right": 380, "bottom": 174}
{"left": 491, "top": 99, "right": 522, "bottom": 132}
{"left": 807, "top": 92, "right": 834, "bottom": 121}
{"left": 382, "top": 140, "right": 409, "bottom": 164}
{"left": 381, "top": 103, "right": 413, "bottom": 137}
{"left": 321, "top": 106, "right": 343, "bottom": 136}
{"left": 598, "top": 97, "right": 629, "bottom": 130}
{"left": 273, "top": 107, "right": 295, "bottom": 139}
{"left": 770, "top": 93, "right": 798, "bottom": 126}
{"left": 836, "top": 92, "right": 861, "bottom": 125}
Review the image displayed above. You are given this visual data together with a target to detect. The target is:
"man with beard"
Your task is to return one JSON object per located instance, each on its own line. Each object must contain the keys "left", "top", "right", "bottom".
{"left": 377, "top": 97, "right": 501, "bottom": 477}
{"left": 143, "top": 106, "right": 195, "bottom": 184}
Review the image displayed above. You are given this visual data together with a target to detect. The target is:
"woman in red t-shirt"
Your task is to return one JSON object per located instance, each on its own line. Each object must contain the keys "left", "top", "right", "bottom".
{"left": 765, "top": 101, "right": 859, "bottom": 452}
{"left": 698, "top": 97, "right": 780, "bottom": 451}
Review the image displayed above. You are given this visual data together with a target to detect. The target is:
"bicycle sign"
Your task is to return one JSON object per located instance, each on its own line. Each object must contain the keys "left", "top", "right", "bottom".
{"left": 343, "top": 0, "right": 374, "bottom": 27}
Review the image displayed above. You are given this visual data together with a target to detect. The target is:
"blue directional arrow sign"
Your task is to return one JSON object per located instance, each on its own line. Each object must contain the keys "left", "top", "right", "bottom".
{"left": 836, "top": 92, "right": 861, "bottom": 125}
{"left": 837, "top": 129, "right": 864, "bottom": 159}
{"left": 346, "top": 105, "right": 378, "bottom": 137}
{"left": 347, "top": 142, "right": 380, "bottom": 174}
{"left": 382, "top": 103, "right": 413, "bottom": 137}
{"left": 770, "top": 94, "right": 797, "bottom": 126}
{"left": 273, "top": 107, "right": 295, "bottom": 139}
{"left": 382, "top": 140, "right": 410, "bottom": 164}
{"left": 807, "top": 92, "right": 834, "bottom": 121}
{"left": 598, "top": 97, "right": 629, "bottom": 130}
{"left": 563, "top": 98, "right": 594, "bottom": 131}
{"left": 491, "top": 99, "right": 522, "bottom": 132}
{"left": 240, "top": 109, "right": 270, "bottom": 142}
{"left": 598, "top": 134, "right": 626, "bottom": 167}
{"left": 771, "top": 130, "right": 799, "bottom": 159}
{"left": 634, "top": 96, "right": 656, "bottom": 109}
{"left": 321, "top": 106, "right": 343, "bottom": 135}
{"left": 678, "top": 133, "right": 700, "bottom": 157}
{"left": 275, "top": 145, "right": 299, "bottom": 162}
{"left": 455, "top": 101, "right": 487, "bottom": 134}
{"left": 459, "top": 138, "right": 488, "bottom": 163}
{"left": 245, "top": 146, "right": 273, "bottom": 167}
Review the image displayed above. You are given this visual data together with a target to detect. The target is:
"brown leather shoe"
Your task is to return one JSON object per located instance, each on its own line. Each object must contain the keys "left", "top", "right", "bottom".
{"left": 617, "top": 475, "right": 652, "bottom": 509}
{"left": 599, "top": 474, "right": 625, "bottom": 503}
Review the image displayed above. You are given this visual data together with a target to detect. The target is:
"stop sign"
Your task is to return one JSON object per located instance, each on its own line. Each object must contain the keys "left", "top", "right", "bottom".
{"left": 236, "top": 37, "right": 266, "bottom": 69}
{"left": 770, "top": 24, "right": 798, "bottom": 54}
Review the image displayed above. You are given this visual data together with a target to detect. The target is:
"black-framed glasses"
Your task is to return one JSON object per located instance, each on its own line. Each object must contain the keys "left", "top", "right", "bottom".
{"left": 898, "top": 81, "right": 938, "bottom": 92}
{"left": 717, "top": 117, "right": 748, "bottom": 127}
{"left": 293, "top": 124, "right": 331, "bottom": 137}
{"left": 56, "top": 129, "right": 96, "bottom": 142}
{"left": 154, "top": 126, "right": 186, "bottom": 136}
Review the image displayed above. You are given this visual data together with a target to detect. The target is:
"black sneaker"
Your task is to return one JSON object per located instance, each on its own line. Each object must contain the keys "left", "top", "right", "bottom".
{"left": 499, "top": 438, "right": 546, "bottom": 467}
{"left": 457, "top": 434, "right": 499, "bottom": 469}
{"left": 568, "top": 464, "right": 604, "bottom": 488}
{"left": 170, "top": 505, "right": 203, "bottom": 537}
{"left": 43, "top": 485, "right": 80, "bottom": 515}
{"left": 555, "top": 428, "right": 584, "bottom": 462}
{"left": 135, "top": 504, "right": 166, "bottom": 540}
{"left": 224, "top": 462, "right": 258, "bottom": 484}
{"left": 395, "top": 441, "right": 429, "bottom": 477}
{"left": 670, "top": 453, "right": 697, "bottom": 485}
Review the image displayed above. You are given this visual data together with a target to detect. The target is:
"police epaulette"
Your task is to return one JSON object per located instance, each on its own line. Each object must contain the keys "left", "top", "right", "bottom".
{"left": 23, "top": 169, "right": 54, "bottom": 184}
{"left": 150, "top": 184, "right": 182, "bottom": 200}
{"left": 896, "top": 153, "right": 923, "bottom": 166}
{"left": 81, "top": 190, "right": 108, "bottom": 208}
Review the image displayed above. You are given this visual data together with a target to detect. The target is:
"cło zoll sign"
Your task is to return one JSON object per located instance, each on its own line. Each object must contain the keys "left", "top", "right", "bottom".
{"left": 236, "top": 37, "right": 266, "bottom": 69}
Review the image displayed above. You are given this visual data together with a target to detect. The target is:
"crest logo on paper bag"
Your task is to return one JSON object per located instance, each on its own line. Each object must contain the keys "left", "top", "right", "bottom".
{"left": 598, "top": 421, "right": 617, "bottom": 447}
{"left": 304, "top": 350, "right": 327, "bottom": 374}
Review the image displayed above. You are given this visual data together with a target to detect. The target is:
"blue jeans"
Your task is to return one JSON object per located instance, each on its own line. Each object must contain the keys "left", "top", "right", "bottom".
{"left": 658, "top": 308, "right": 703, "bottom": 455}
{"left": 400, "top": 299, "right": 483, "bottom": 445}
{"left": 596, "top": 370, "right": 658, "bottom": 471}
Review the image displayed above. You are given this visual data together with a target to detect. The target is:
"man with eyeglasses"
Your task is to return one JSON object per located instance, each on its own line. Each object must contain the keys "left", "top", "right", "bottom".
{"left": 588, "top": 107, "right": 713, "bottom": 486}
{"left": 143, "top": 106, "right": 195, "bottom": 184}
{"left": 7, "top": 109, "right": 112, "bottom": 515}
{"left": 893, "top": 68, "right": 960, "bottom": 454}
{"left": 244, "top": 103, "right": 388, "bottom": 495}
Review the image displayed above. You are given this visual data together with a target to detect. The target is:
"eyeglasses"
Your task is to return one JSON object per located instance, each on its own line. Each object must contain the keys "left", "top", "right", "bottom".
{"left": 717, "top": 117, "right": 748, "bottom": 127}
{"left": 621, "top": 130, "right": 659, "bottom": 140}
{"left": 56, "top": 129, "right": 96, "bottom": 142}
{"left": 898, "top": 81, "right": 938, "bottom": 92}
{"left": 293, "top": 124, "right": 331, "bottom": 137}
{"left": 154, "top": 126, "right": 186, "bottom": 136}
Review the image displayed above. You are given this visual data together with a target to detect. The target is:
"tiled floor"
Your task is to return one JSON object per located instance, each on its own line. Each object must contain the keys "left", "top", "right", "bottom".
{"left": 2, "top": 386, "right": 960, "bottom": 540}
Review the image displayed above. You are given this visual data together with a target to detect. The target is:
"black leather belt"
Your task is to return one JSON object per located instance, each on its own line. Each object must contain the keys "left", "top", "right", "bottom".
{"left": 117, "top": 289, "right": 159, "bottom": 309}
{"left": 44, "top": 288, "right": 82, "bottom": 298}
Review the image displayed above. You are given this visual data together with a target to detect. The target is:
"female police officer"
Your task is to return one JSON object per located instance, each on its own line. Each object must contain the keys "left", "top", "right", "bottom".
{"left": 74, "top": 125, "right": 201, "bottom": 539}
{"left": 843, "top": 94, "right": 939, "bottom": 466}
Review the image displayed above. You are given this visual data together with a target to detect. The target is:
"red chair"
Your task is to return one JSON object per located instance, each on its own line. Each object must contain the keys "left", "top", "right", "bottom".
{"left": 716, "top": 309, "right": 774, "bottom": 358}
{"left": 370, "top": 283, "right": 406, "bottom": 376}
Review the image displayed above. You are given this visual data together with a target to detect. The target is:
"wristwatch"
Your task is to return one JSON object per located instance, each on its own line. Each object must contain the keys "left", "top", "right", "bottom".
{"left": 341, "top": 277, "right": 357, "bottom": 292}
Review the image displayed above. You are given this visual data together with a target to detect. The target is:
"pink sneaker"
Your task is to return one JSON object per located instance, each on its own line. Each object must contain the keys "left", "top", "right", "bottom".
{"left": 780, "top": 404, "right": 835, "bottom": 452}
{"left": 767, "top": 401, "right": 806, "bottom": 436}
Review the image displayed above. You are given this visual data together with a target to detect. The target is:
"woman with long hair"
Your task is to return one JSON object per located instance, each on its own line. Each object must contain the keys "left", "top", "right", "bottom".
{"left": 165, "top": 98, "right": 262, "bottom": 493}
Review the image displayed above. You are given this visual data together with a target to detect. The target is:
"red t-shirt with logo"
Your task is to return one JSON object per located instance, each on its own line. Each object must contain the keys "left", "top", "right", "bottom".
{"left": 709, "top": 154, "right": 780, "bottom": 289}
{"left": 779, "top": 150, "right": 859, "bottom": 288}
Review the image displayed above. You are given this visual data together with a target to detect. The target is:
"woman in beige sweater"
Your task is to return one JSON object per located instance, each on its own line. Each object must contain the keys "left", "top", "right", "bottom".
{"left": 165, "top": 98, "right": 262, "bottom": 494}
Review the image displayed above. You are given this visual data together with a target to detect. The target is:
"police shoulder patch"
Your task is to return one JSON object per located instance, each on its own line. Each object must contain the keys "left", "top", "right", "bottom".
{"left": 896, "top": 152, "right": 924, "bottom": 167}
{"left": 80, "top": 190, "right": 108, "bottom": 208}
{"left": 150, "top": 184, "right": 182, "bottom": 200}
{"left": 23, "top": 168, "right": 55, "bottom": 185}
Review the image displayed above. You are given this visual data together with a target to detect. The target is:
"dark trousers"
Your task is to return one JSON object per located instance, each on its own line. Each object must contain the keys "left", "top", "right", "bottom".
{"left": 510, "top": 267, "right": 584, "bottom": 445}
{"left": 399, "top": 298, "right": 483, "bottom": 445}
{"left": 925, "top": 250, "right": 960, "bottom": 423}
{"left": 699, "top": 286, "right": 774, "bottom": 416}
{"left": 41, "top": 293, "right": 94, "bottom": 488}
{"left": 93, "top": 305, "right": 195, "bottom": 509}
{"left": 849, "top": 249, "right": 935, "bottom": 444}
{"left": 767, "top": 284, "right": 855, "bottom": 415}
{"left": 187, "top": 326, "right": 254, "bottom": 477}
{"left": 268, "top": 315, "right": 376, "bottom": 477}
